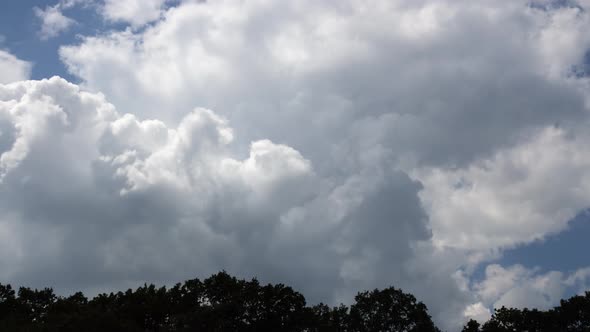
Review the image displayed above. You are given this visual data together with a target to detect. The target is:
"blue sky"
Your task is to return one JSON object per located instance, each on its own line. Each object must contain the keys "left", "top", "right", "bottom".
{"left": 1, "top": 1, "right": 590, "bottom": 330}
{"left": 470, "top": 210, "right": 590, "bottom": 302}
{"left": 500, "top": 210, "right": 590, "bottom": 273}
{"left": 0, "top": 0, "right": 84, "bottom": 80}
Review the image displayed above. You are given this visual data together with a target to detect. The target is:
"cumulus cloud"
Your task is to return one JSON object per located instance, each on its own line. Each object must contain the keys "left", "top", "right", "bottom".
{"left": 59, "top": 0, "right": 590, "bottom": 166}
{"left": 34, "top": 5, "right": 76, "bottom": 40}
{"left": 0, "top": 76, "right": 455, "bottom": 325}
{"left": 0, "top": 50, "right": 31, "bottom": 84}
{"left": 101, "top": 0, "right": 169, "bottom": 27}
{"left": 4, "top": 0, "right": 590, "bottom": 330}
{"left": 416, "top": 126, "right": 590, "bottom": 252}
{"left": 465, "top": 263, "right": 590, "bottom": 322}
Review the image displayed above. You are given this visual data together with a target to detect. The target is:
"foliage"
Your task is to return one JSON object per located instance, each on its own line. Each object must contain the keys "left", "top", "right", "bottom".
{"left": 465, "top": 292, "right": 590, "bottom": 332}
{"left": 0, "top": 271, "right": 437, "bottom": 332}
{"left": 4, "top": 271, "right": 588, "bottom": 331}
{"left": 348, "top": 287, "right": 438, "bottom": 332}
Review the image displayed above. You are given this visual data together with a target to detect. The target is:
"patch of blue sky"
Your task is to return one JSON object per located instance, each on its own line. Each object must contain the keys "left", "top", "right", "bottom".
{"left": 470, "top": 210, "right": 590, "bottom": 301}
{"left": 0, "top": 0, "right": 183, "bottom": 82}
{"left": 528, "top": 0, "right": 584, "bottom": 11}
{"left": 0, "top": 1, "right": 112, "bottom": 81}
{"left": 2, "top": 1, "right": 85, "bottom": 81}
{"left": 570, "top": 50, "right": 590, "bottom": 78}
{"left": 499, "top": 209, "right": 590, "bottom": 275}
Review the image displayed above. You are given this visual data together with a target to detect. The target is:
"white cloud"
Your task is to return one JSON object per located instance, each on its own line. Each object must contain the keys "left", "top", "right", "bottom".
{"left": 59, "top": 0, "right": 590, "bottom": 162}
{"left": 565, "top": 267, "right": 590, "bottom": 293}
{"left": 0, "top": 76, "right": 314, "bottom": 280}
{"left": 464, "top": 302, "right": 492, "bottom": 324}
{"left": 0, "top": 50, "right": 31, "bottom": 84}
{"left": 59, "top": 0, "right": 590, "bottom": 249}
{"left": 466, "top": 263, "right": 590, "bottom": 322}
{"left": 101, "top": 0, "right": 169, "bottom": 27}
{"left": 34, "top": 5, "right": 76, "bottom": 40}
{"left": 535, "top": 5, "right": 590, "bottom": 78}
{"left": 415, "top": 126, "right": 590, "bottom": 252}
{"left": 59, "top": 0, "right": 91, "bottom": 9}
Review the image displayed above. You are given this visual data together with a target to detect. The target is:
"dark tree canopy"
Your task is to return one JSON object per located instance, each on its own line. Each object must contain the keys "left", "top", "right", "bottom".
{"left": 349, "top": 287, "right": 439, "bottom": 332}
{"left": 3, "top": 271, "right": 589, "bottom": 331}
{"left": 465, "top": 291, "right": 590, "bottom": 332}
{"left": 462, "top": 319, "right": 481, "bottom": 332}
{"left": 0, "top": 271, "right": 438, "bottom": 332}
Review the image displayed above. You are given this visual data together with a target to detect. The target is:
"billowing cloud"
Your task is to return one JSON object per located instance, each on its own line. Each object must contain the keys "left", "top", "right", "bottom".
{"left": 3, "top": 0, "right": 590, "bottom": 330}
{"left": 59, "top": 0, "right": 590, "bottom": 170}
{"left": 416, "top": 126, "right": 590, "bottom": 252}
{"left": 0, "top": 76, "right": 458, "bottom": 325}
{"left": 0, "top": 50, "right": 31, "bottom": 84}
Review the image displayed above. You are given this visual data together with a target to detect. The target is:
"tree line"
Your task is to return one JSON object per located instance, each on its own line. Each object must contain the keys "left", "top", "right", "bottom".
{"left": 462, "top": 291, "right": 590, "bottom": 332}
{"left": 0, "top": 271, "right": 588, "bottom": 331}
{"left": 0, "top": 271, "right": 438, "bottom": 332}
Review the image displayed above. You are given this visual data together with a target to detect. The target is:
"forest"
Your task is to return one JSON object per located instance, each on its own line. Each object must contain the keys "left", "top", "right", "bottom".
{"left": 0, "top": 271, "right": 589, "bottom": 331}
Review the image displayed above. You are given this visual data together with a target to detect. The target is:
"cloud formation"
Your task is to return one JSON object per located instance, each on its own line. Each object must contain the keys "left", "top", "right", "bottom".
{"left": 465, "top": 263, "right": 590, "bottom": 323}
{"left": 416, "top": 126, "right": 590, "bottom": 252}
{"left": 0, "top": 50, "right": 31, "bottom": 84}
{"left": 34, "top": 5, "right": 76, "bottom": 40}
{"left": 2, "top": 0, "right": 590, "bottom": 330}
{"left": 0, "top": 76, "right": 454, "bottom": 324}
{"left": 101, "top": 0, "right": 169, "bottom": 27}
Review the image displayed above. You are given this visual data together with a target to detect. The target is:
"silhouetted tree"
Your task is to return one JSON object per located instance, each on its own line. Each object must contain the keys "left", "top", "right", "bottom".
{"left": 557, "top": 291, "right": 590, "bottom": 332}
{"left": 15, "top": 279, "right": 579, "bottom": 332}
{"left": 462, "top": 319, "right": 481, "bottom": 332}
{"left": 474, "top": 292, "right": 590, "bottom": 332}
{"left": 1, "top": 273, "right": 445, "bottom": 331}
{"left": 311, "top": 303, "right": 350, "bottom": 331}
{"left": 348, "top": 287, "right": 439, "bottom": 332}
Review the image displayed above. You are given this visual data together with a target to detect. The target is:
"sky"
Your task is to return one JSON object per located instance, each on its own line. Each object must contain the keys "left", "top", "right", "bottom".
{"left": 1, "top": 0, "right": 590, "bottom": 330}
